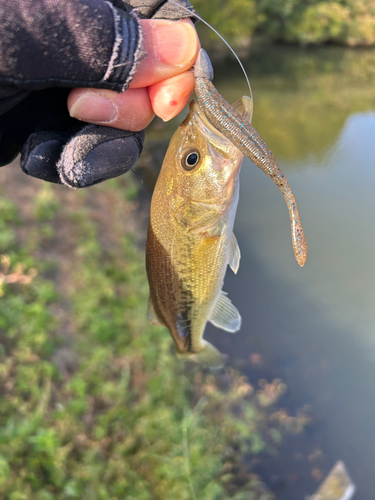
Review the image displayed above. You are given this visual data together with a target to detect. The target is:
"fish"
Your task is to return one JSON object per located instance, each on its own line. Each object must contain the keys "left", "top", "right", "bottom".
{"left": 146, "top": 95, "right": 251, "bottom": 368}
{"left": 146, "top": 49, "right": 307, "bottom": 367}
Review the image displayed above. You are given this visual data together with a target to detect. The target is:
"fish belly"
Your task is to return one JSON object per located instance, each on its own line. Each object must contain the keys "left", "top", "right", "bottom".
{"left": 146, "top": 214, "right": 231, "bottom": 354}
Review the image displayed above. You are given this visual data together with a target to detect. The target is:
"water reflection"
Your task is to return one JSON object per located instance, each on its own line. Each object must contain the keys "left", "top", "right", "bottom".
{"left": 214, "top": 45, "right": 375, "bottom": 162}
{"left": 180, "top": 366, "right": 308, "bottom": 500}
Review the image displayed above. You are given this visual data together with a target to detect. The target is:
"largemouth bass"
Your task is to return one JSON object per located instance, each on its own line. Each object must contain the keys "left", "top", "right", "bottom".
{"left": 146, "top": 95, "right": 250, "bottom": 367}
{"left": 146, "top": 49, "right": 306, "bottom": 367}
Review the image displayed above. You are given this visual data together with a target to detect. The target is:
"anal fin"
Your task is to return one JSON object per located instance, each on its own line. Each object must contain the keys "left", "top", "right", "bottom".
{"left": 229, "top": 233, "right": 241, "bottom": 274}
{"left": 209, "top": 291, "right": 241, "bottom": 333}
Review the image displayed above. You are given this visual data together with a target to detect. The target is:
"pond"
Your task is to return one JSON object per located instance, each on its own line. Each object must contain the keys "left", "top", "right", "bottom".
{"left": 217, "top": 45, "right": 375, "bottom": 500}
{"left": 144, "top": 45, "right": 375, "bottom": 499}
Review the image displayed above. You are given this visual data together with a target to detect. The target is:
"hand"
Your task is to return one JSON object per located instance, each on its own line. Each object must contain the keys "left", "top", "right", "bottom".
{"left": 0, "top": 0, "right": 198, "bottom": 188}
{"left": 69, "top": 18, "right": 198, "bottom": 130}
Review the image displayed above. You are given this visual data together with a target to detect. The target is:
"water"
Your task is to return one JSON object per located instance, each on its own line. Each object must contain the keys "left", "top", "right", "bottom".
{"left": 201, "top": 46, "right": 375, "bottom": 499}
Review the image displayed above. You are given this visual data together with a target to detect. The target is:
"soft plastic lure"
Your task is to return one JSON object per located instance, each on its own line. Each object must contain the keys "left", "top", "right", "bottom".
{"left": 194, "top": 49, "right": 307, "bottom": 267}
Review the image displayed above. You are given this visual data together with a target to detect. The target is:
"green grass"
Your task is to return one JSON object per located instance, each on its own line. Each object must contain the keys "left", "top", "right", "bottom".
{"left": 0, "top": 172, "right": 308, "bottom": 499}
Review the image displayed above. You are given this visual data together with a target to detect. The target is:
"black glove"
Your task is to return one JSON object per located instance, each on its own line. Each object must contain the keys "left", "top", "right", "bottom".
{"left": 0, "top": 0, "right": 194, "bottom": 188}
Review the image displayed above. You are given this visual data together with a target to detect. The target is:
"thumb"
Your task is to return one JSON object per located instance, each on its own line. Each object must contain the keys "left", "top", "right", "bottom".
{"left": 68, "top": 18, "right": 199, "bottom": 129}
{"left": 130, "top": 18, "right": 199, "bottom": 88}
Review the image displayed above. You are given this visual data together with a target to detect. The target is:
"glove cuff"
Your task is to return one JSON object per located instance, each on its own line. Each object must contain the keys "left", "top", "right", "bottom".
{"left": 102, "top": 3, "right": 145, "bottom": 91}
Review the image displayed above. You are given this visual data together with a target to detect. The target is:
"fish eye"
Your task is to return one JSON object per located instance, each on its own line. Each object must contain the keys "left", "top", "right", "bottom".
{"left": 182, "top": 150, "right": 200, "bottom": 171}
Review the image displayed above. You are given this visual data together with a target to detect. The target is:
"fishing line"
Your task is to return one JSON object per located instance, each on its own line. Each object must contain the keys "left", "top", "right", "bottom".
{"left": 166, "top": 0, "right": 253, "bottom": 102}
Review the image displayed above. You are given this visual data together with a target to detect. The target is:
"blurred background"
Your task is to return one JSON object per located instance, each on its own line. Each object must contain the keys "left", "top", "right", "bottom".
{"left": 1, "top": 1, "right": 375, "bottom": 499}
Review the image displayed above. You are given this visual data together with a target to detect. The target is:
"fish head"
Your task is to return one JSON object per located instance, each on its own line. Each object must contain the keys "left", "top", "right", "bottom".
{"left": 160, "top": 96, "right": 253, "bottom": 228}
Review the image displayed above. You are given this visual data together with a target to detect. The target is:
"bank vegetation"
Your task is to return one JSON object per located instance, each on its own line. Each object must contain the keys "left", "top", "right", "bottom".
{"left": 194, "top": 0, "right": 375, "bottom": 47}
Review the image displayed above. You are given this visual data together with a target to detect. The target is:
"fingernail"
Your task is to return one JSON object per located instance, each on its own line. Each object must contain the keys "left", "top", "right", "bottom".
{"left": 70, "top": 94, "right": 118, "bottom": 123}
{"left": 154, "top": 23, "right": 197, "bottom": 66}
{"left": 160, "top": 92, "right": 191, "bottom": 122}
{"left": 161, "top": 110, "right": 180, "bottom": 122}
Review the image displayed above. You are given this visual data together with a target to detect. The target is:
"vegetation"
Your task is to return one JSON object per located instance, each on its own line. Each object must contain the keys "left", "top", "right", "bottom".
{"left": 193, "top": 0, "right": 375, "bottom": 47}
{"left": 0, "top": 171, "right": 309, "bottom": 499}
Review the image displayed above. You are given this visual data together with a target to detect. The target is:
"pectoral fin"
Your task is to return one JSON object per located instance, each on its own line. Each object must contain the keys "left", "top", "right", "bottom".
{"left": 229, "top": 233, "right": 241, "bottom": 274}
{"left": 147, "top": 297, "right": 162, "bottom": 326}
{"left": 209, "top": 291, "right": 241, "bottom": 333}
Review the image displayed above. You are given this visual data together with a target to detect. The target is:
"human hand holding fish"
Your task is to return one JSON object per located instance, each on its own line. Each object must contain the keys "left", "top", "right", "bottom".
{"left": 0, "top": 0, "right": 198, "bottom": 187}
{"left": 68, "top": 18, "right": 199, "bottom": 129}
